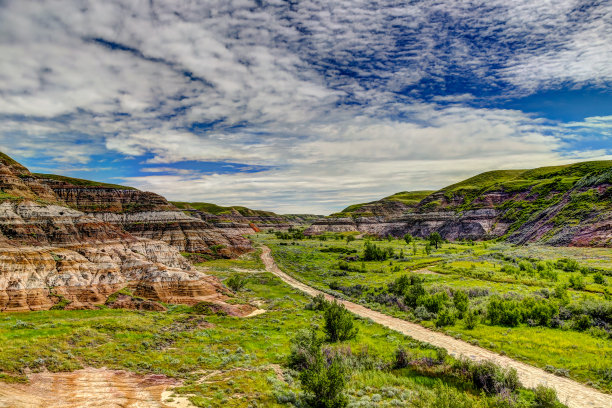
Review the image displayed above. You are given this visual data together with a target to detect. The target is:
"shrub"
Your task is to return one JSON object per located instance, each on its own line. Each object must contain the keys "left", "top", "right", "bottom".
{"left": 323, "top": 301, "right": 358, "bottom": 342}
{"left": 306, "top": 294, "right": 330, "bottom": 311}
{"left": 453, "top": 290, "right": 469, "bottom": 317}
{"left": 420, "top": 292, "right": 450, "bottom": 314}
{"left": 403, "top": 233, "right": 413, "bottom": 244}
{"left": 435, "top": 308, "right": 456, "bottom": 327}
{"left": 469, "top": 360, "right": 520, "bottom": 395}
{"left": 533, "top": 384, "right": 565, "bottom": 408}
{"left": 568, "top": 274, "right": 585, "bottom": 290}
{"left": 404, "top": 282, "right": 427, "bottom": 308}
{"left": 362, "top": 241, "right": 389, "bottom": 261}
{"left": 573, "top": 314, "right": 592, "bottom": 331}
{"left": 225, "top": 274, "right": 248, "bottom": 292}
{"left": 486, "top": 296, "right": 521, "bottom": 327}
{"left": 594, "top": 272, "right": 605, "bottom": 285}
{"left": 299, "top": 343, "right": 348, "bottom": 408}
{"left": 393, "top": 346, "right": 413, "bottom": 369}
{"left": 557, "top": 258, "right": 580, "bottom": 272}
{"left": 464, "top": 309, "right": 479, "bottom": 330}
{"left": 191, "top": 301, "right": 226, "bottom": 316}
{"left": 288, "top": 329, "right": 322, "bottom": 371}
{"left": 414, "top": 305, "right": 433, "bottom": 320}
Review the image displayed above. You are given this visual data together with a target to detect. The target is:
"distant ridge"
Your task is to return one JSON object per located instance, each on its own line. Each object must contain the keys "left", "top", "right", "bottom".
{"left": 307, "top": 161, "right": 612, "bottom": 247}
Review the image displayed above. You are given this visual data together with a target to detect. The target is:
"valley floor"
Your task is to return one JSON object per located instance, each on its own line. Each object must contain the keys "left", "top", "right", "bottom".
{"left": 259, "top": 245, "right": 612, "bottom": 408}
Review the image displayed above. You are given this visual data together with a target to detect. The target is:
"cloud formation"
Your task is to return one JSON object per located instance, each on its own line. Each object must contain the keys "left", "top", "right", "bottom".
{"left": 0, "top": 1, "right": 610, "bottom": 213}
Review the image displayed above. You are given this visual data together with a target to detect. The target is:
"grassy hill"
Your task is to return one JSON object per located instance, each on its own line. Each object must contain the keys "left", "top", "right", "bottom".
{"left": 33, "top": 173, "right": 137, "bottom": 190}
{"left": 171, "top": 201, "right": 277, "bottom": 217}
{"left": 335, "top": 190, "right": 434, "bottom": 217}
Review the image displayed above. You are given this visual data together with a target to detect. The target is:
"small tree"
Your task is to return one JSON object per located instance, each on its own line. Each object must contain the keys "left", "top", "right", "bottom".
{"left": 464, "top": 309, "right": 478, "bottom": 330}
{"left": 428, "top": 232, "right": 443, "bottom": 249}
{"left": 453, "top": 290, "right": 469, "bottom": 318}
{"left": 345, "top": 235, "right": 355, "bottom": 245}
{"left": 593, "top": 272, "right": 605, "bottom": 285}
{"left": 412, "top": 242, "right": 417, "bottom": 255}
{"left": 435, "top": 308, "right": 456, "bottom": 327}
{"left": 424, "top": 243, "right": 432, "bottom": 255}
{"left": 324, "top": 300, "right": 358, "bottom": 342}
{"left": 403, "top": 233, "right": 413, "bottom": 244}
{"left": 299, "top": 346, "right": 348, "bottom": 408}
{"left": 225, "top": 275, "right": 247, "bottom": 292}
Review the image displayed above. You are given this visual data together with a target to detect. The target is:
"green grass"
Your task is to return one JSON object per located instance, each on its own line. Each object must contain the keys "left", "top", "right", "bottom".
{"left": 33, "top": 173, "right": 137, "bottom": 190}
{"left": 0, "top": 243, "right": 565, "bottom": 406}
{"left": 384, "top": 190, "right": 436, "bottom": 205}
{"left": 171, "top": 201, "right": 276, "bottom": 217}
{"left": 254, "top": 233, "right": 612, "bottom": 392}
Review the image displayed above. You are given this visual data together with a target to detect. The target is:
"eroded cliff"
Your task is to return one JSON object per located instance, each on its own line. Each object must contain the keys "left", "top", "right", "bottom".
{"left": 0, "top": 154, "right": 247, "bottom": 311}
{"left": 307, "top": 162, "right": 612, "bottom": 247}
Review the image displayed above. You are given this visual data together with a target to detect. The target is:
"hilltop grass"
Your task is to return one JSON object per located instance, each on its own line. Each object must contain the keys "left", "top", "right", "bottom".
{"left": 254, "top": 233, "right": 612, "bottom": 392}
{"left": 33, "top": 173, "right": 137, "bottom": 190}
{"left": 171, "top": 201, "right": 276, "bottom": 217}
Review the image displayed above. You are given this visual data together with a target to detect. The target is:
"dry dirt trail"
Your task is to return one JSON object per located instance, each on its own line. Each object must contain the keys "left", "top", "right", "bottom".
{"left": 260, "top": 245, "right": 612, "bottom": 408}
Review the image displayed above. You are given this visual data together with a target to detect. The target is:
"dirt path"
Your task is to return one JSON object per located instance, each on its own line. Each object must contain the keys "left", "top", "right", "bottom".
{"left": 260, "top": 245, "right": 612, "bottom": 408}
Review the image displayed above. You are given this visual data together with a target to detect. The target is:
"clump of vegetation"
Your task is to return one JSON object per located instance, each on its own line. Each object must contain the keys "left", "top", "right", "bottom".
{"left": 362, "top": 241, "right": 393, "bottom": 261}
{"left": 191, "top": 301, "right": 227, "bottom": 315}
{"left": 305, "top": 293, "right": 330, "bottom": 311}
{"left": 323, "top": 300, "right": 358, "bottom": 342}
{"left": 225, "top": 274, "right": 248, "bottom": 292}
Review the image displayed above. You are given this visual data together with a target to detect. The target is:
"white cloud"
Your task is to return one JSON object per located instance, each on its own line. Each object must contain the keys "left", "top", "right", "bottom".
{"left": 0, "top": 0, "right": 610, "bottom": 213}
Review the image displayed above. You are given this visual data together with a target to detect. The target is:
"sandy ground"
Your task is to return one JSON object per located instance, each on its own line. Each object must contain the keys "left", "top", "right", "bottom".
{"left": 0, "top": 368, "right": 194, "bottom": 408}
{"left": 260, "top": 245, "right": 612, "bottom": 408}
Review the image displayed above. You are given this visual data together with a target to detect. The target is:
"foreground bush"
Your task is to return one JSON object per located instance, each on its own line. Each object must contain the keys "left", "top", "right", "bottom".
{"left": 468, "top": 360, "right": 520, "bottom": 395}
{"left": 324, "top": 300, "right": 358, "bottom": 342}
{"left": 288, "top": 329, "right": 323, "bottom": 371}
{"left": 289, "top": 329, "right": 349, "bottom": 408}
{"left": 299, "top": 350, "right": 348, "bottom": 408}
{"left": 533, "top": 384, "right": 565, "bottom": 408}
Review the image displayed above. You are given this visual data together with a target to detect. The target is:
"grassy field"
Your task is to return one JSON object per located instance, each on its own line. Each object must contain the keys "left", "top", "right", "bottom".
{"left": 0, "top": 249, "right": 567, "bottom": 407}
{"left": 254, "top": 233, "right": 612, "bottom": 392}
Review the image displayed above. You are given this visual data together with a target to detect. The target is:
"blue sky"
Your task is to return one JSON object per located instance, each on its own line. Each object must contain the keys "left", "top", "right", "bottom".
{"left": 0, "top": 0, "right": 610, "bottom": 214}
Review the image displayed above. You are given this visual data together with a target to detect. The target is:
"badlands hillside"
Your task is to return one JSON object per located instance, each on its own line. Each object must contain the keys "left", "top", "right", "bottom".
{"left": 0, "top": 152, "right": 310, "bottom": 312}
{"left": 307, "top": 161, "right": 612, "bottom": 247}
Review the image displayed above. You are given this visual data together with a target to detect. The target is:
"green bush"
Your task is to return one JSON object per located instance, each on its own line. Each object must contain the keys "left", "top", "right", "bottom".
{"left": 225, "top": 274, "right": 248, "bottom": 292}
{"left": 533, "top": 384, "right": 565, "bottom": 408}
{"left": 468, "top": 360, "right": 520, "bottom": 395}
{"left": 305, "top": 294, "right": 330, "bottom": 311}
{"left": 568, "top": 274, "right": 585, "bottom": 290}
{"left": 435, "top": 308, "right": 456, "bottom": 327}
{"left": 362, "top": 241, "right": 391, "bottom": 261}
{"left": 420, "top": 291, "right": 450, "bottom": 314}
{"left": 594, "top": 272, "right": 605, "bottom": 285}
{"left": 323, "top": 301, "right": 358, "bottom": 342}
{"left": 464, "top": 309, "right": 479, "bottom": 330}
{"left": 453, "top": 290, "right": 469, "bottom": 317}
{"left": 573, "top": 314, "right": 592, "bottom": 331}
{"left": 299, "top": 348, "right": 348, "bottom": 408}
{"left": 288, "top": 329, "right": 323, "bottom": 371}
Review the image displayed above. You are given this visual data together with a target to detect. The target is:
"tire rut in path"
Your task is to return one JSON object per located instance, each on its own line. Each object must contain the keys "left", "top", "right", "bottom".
{"left": 259, "top": 245, "right": 611, "bottom": 408}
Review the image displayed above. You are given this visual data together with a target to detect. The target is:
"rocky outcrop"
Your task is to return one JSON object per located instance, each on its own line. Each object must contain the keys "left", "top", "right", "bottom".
{"left": 35, "top": 175, "right": 255, "bottom": 257}
{"left": 174, "top": 204, "right": 323, "bottom": 231}
{"left": 0, "top": 154, "right": 246, "bottom": 311}
{"left": 307, "top": 162, "right": 612, "bottom": 247}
